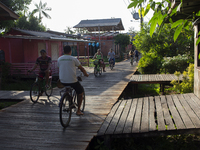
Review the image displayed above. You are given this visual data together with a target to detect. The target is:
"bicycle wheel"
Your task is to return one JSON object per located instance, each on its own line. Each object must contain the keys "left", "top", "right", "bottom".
{"left": 94, "top": 67, "right": 98, "bottom": 77}
{"left": 59, "top": 93, "right": 72, "bottom": 128}
{"left": 30, "top": 83, "right": 40, "bottom": 103}
{"left": 45, "top": 77, "right": 53, "bottom": 96}
{"left": 110, "top": 61, "right": 114, "bottom": 70}
{"left": 72, "top": 89, "right": 85, "bottom": 112}
{"left": 99, "top": 67, "right": 102, "bottom": 75}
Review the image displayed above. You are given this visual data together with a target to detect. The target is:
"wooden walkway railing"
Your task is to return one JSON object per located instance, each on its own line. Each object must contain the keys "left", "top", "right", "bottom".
{"left": 97, "top": 93, "right": 200, "bottom": 139}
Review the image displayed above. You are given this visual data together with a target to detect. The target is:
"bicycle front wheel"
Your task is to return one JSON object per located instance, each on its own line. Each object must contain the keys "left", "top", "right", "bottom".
{"left": 94, "top": 67, "right": 98, "bottom": 77}
{"left": 59, "top": 93, "right": 72, "bottom": 128}
{"left": 30, "top": 83, "right": 40, "bottom": 103}
{"left": 45, "top": 78, "right": 53, "bottom": 97}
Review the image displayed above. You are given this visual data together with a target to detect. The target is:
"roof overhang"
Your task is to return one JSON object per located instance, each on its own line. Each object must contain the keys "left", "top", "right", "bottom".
{"left": 73, "top": 18, "right": 124, "bottom": 32}
{"left": 0, "top": 2, "right": 19, "bottom": 20}
{"left": 168, "top": 0, "right": 200, "bottom": 21}
{"left": 2, "top": 35, "right": 94, "bottom": 43}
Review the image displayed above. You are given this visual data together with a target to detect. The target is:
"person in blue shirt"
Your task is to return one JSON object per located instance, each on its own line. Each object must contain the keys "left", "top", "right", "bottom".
{"left": 107, "top": 48, "right": 115, "bottom": 66}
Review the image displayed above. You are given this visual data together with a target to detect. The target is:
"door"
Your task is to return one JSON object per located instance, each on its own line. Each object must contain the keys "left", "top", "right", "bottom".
{"left": 51, "top": 43, "right": 59, "bottom": 60}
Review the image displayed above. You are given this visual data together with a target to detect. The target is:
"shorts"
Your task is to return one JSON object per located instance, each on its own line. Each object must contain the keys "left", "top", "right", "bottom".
{"left": 61, "top": 81, "right": 84, "bottom": 95}
{"left": 39, "top": 70, "right": 52, "bottom": 78}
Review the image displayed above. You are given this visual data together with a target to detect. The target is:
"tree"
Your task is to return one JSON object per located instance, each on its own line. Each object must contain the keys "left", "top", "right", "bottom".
{"left": 14, "top": 13, "right": 46, "bottom": 31}
{"left": 65, "top": 26, "right": 74, "bottom": 34}
{"left": 128, "top": 0, "right": 199, "bottom": 45}
{"left": 31, "top": 0, "right": 51, "bottom": 23}
{"left": 114, "top": 34, "right": 130, "bottom": 58}
{"left": 0, "top": 0, "right": 32, "bottom": 31}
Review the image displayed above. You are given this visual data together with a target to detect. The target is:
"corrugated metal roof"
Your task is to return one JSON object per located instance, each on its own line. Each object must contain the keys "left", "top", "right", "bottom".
{"left": 4, "top": 28, "right": 94, "bottom": 42}
{"left": 73, "top": 18, "right": 124, "bottom": 32}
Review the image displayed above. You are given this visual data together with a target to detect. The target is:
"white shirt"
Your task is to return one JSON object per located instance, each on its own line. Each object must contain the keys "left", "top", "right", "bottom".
{"left": 57, "top": 55, "right": 81, "bottom": 83}
{"left": 108, "top": 51, "right": 115, "bottom": 59}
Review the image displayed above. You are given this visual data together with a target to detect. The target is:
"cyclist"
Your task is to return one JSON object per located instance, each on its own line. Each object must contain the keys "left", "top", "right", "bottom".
{"left": 28, "top": 49, "right": 52, "bottom": 90}
{"left": 57, "top": 45, "right": 89, "bottom": 116}
{"left": 107, "top": 48, "right": 115, "bottom": 66}
{"left": 129, "top": 50, "right": 134, "bottom": 63}
{"left": 134, "top": 49, "right": 139, "bottom": 62}
{"left": 93, "top": 49, "right": 106, "bottom": 72}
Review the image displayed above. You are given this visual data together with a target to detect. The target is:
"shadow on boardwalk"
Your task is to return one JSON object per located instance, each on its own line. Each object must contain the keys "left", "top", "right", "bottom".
{"left": 0, "top": 59, "right": 137, "bottom": 150}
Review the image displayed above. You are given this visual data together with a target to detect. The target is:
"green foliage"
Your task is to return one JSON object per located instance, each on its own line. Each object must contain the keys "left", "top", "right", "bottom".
{"left": 31, "top": 0, "right": 52, "bottom": 23}
{"left": 162, "top": 54, "right": 189, "bottom": 74}
{"left": 0, "top": 0, "right": 32, "bottom": 30}
{"left": 138, "top": 52, "right": 162, "bottom": 74}
{"left": 128, "top": 0, "right": 200, "bottom": 45}
{"left": 14, "top": 14, "right": 46, "bottom": 31}
{"left": 171, "top": 64, "right": 194, "bottom": 93}
{"left": 133, "top": 23, "right": 193, "bottom": 74}
{"left": 114, "top": 34, "right": 130, "bottom": 53}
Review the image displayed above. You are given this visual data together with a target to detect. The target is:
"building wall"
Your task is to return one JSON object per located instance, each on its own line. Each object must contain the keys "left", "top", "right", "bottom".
{"left": 99, "top": 40, "right": 114, "bottom": 56}
{"left": 0, "top": 38, "right": 23, "bottom": 63}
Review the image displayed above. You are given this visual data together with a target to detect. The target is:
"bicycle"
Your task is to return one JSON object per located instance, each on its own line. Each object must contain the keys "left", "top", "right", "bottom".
{"left": 29, "top": 71, "right": 53, "bottom": 103}
{"left": 93, "top": 60, "right": 102, "bottom": 77}
{"left": 59, "top": 76, "right": 85, "bottom": 128}
{"left": 130, "top": 56, "right": 134, "bottom": 66}
{"left": 109, "top": 59, "right": 114, "bottom": 70}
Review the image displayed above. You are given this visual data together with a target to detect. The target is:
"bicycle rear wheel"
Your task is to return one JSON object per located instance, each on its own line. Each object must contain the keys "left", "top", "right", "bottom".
{"left": 72, "top": 89, "right": 85, "bottom": 112}
{"left": 30, "top": 83, "right": 39, "bottom": 103}
{"left": 45, "top": 77, "right": 53, "bottom": 96}
{"left": 59, "top": 93, "right": 72, "bottom": 128}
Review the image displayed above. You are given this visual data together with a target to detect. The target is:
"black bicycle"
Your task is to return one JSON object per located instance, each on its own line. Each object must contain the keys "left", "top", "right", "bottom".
{"left": 29, "top": 71, "right": 53, "bottom": 103}
{"left": 59, "top": 77, "right": 85, "bottom": 128}
{"left": 109, "top": 59, "right": 114, "bottom": 70}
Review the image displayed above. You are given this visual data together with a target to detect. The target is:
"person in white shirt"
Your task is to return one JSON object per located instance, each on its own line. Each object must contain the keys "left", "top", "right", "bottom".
{"left": 107, "top": 48, "right": 115, "bottom": 66}
{"left": 57, "top": 45, "right": 89, "bottom": 116}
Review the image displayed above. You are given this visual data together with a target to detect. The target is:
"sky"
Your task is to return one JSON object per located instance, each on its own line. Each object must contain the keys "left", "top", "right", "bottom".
{"left": 28, "top": 0, "right": 153, "bottom": 33}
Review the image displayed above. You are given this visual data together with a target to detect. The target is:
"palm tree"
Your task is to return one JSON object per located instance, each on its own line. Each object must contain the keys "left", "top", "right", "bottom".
{"left": 32, "top": 0, "right": 52, "bottom": 23}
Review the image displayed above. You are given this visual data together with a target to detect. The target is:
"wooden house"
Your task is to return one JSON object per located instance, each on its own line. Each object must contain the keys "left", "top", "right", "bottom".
{"left": 0, "top": 28, "right": 93, "bottom": 75}
{"left": 74, "top": 18, "right": 125, "bottom": 56}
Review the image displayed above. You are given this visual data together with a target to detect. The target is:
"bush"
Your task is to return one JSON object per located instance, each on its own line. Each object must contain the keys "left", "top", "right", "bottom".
{"left": 138, "top": 52, "right": 162, "bottom": 74}
{"left": 171, "top": 63, "right": 194, "bottom": 93}
{"left": 162, "top": 54, "right": 189, "bottom": 74}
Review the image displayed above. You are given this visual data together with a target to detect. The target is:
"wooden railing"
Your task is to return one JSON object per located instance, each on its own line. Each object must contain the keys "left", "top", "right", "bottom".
{"left": 10, "top": 60, "right": 59, "bottom": 76}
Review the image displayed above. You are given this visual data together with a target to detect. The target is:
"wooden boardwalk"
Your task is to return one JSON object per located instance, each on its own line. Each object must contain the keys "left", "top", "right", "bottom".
{"left": 0, "top": 60, "right": 137, "bottom": 150}
{"left": 97, "top": 93, "right": 200, "bottom": 138}
{"left": 130, "top": 74, "right": 183, "bottom": 84}
{"left": 129, "top": 74, "right": 183, "bottom": 94}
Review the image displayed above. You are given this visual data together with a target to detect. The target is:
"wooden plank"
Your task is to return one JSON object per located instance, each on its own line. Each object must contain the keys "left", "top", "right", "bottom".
{"left": 132, "top": 98, "right": 143, "bottom": 133}
{"left": 160, "top": 95, "right": 175, "bottom": 130}
{"left": 149, "top": 96, "right": 156, "bottom": 131}
{"left": 154, "top": 96, "right": 166, "bottom": 131}
{"left": 105, "top": 100, "right": 127, "bottom": 134}
{"left": 140, "top": 97, "right": 149, "bottom": 132}
{"left": 186, "top": 93, "right": 200, "bottom": 120}
{"left": 97, "top": 101, "right": 122, "bottom": 136}
{"left": 171, "top": 95, "right": 195, "bottom": 128}
{"left": 165, "top": 95, "right": 185, "bottom": 129}
{"left": 178, "top": 94, "right": 200, "bottom": 128}
{"left": 115, "top": 99, "right": 132, "bottom": 134}
{"left": 123, "top": 98, "right": 138, "bottom": 133}
{"left": 188, "top": 93, "right": 200, "bottom": 107}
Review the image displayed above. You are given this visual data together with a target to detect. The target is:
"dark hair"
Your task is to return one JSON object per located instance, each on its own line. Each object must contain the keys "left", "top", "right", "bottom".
{"left": 64, "top": 45, "right": 71, "bottom": 54}
{"left": 40, "top": 49, "right": 46, "bottom": 53}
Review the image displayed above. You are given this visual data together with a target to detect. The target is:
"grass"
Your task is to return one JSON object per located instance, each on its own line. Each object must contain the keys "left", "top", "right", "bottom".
{"left": 0, "top": 100, "right": 22, "bottom": 110}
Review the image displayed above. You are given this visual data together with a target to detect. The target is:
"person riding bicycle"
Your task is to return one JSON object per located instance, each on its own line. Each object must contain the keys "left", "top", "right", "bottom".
{"left": 107, "top": 48, "right": 115, "bottom": 66}
{"left": 134, "top": 49, "right": 139, "bottom": 62}
{"left": 28, "top": 49, "right": 52, "bottom": 90}
{"left": 93, "top": 49, "right": 106, "bottom": 72}
{"left": 57, "top": 45, "right": 89, "bottom": 116}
